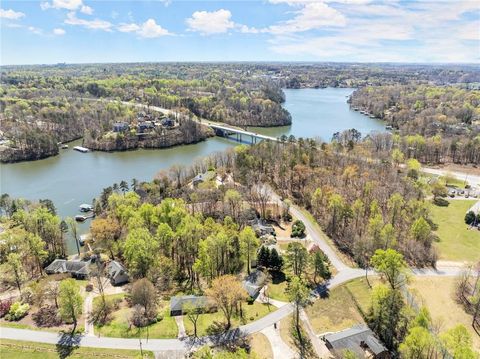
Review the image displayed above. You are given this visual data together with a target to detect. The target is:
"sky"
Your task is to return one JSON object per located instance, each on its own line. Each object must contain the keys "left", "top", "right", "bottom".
{"left": 1, "top": 0, "right": 479, "bottom": 65}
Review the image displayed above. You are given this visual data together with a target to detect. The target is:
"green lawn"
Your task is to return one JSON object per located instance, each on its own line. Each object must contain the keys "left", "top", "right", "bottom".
{"left": 305, "top": 277, "right": 375, "bottom": 335}
{"left": 94, "top": 302, "right": 178, "bottom": 339}
{"left": 183, "top": 302, "right": 275, "bottom": 337}
{"left": 265, "top": 271, "right": 289, "bottom": 302}
{"left": 0, "top": 339, "right": 153, "bottom": 359}
{"left": 429, "top": 199, "right": 480, "bottom": 262}
{"left": 0, "top": 322, "right": 84, "bottom": 334}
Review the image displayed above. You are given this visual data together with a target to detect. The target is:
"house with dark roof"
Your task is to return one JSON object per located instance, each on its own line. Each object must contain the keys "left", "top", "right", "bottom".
{"left": 113, "top": 122, "right": 129, "bottom": 133}
{"left": 170, "top": 295, "right": 214, "bottom": 316}
{"left": 323, "top": 325, "right": 389, "bottom": 359}
{"left": 105, "top": 260, "right": 129, "bottom": 285}
{"left": 45, "top": 259, "right": 91, "bottom": 279}
{"left": 243, "top": 270, "right": 267, "bottom": 297}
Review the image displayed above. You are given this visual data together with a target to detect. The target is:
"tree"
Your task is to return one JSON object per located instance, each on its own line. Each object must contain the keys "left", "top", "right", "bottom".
{"left": 5, "top": 253, "right": 26, "bottom": 294}
{"left": 391, "top": 148, "right": 405, "bottom": 165}
{"left": 406, "top": 158, "right": 421, "bottom": 179}
{"left": 90, "top": 217, "right": 121, "bottom": 259}
{"left": 123, "top": 228, "right": 158, "bottom": 278}
{"left": 66, "top": 217, "right": 80, "bottom": 256}
{"left": 58, "top": 279, "right": 83, "bottom": 332}
{"left": 286, "top": 242, "right": 308, "bottom": 278}
{"left": 239, "top": 226, "right": 259, "bottom": 275}
{"left": 119, "top": 180, "right": 129, "bottom": 194}
{"left": 224, "top": 189, "right": 242, "bottom": 222}
{"left": 291, "top": 220, "right": 306, "bottom": 238}
{"left": 286, "top": 276, "right": 310, "bottom": 334}
{"left": 431, "top": 182, "right": 448, "bottom": 200}
{"left": 257, "top": 246, "right": 270, "bottom": 268}
{"left": 440, "top": 325, "right": 477, "bottom": 359}
{"left": 370, "top": 249, "right": 407, "bottom": 290}
{"left": 399, "top": 326, "right": 437, "bottom": 359}
{"left": 184, "top": 302, "right": 202, "bottom": 338}
{"left": 205, "top": 275, "right": 248, "bottom": 329}
{"left": 131, "top": 278, "right": 157, "bottom": 322}
{"left": 410, "top": 217, "right": 431, "bottom": 243}
{"left": 312, "top": 251, "right": 330, "bottom": 284}
{"left": 269, "top": 248, "right": 284, "bottom": 271}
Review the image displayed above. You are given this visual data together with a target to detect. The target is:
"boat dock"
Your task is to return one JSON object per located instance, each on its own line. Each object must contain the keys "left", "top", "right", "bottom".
{"left": 73, "top": 146, "right": 89, "bottom": 153}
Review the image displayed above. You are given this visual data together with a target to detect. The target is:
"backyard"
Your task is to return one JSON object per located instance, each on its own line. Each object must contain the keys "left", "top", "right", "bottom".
{"left": 183, "top": 301, "right": 274, "bottom": 337}
{"left": 305, "top": 277, "right": 375, "bottom": 335}
{"left": 93, "top": 294, "right": 178, "bottom": 339}
{"left": 429, "top": 199, "right": 480, "bottom": 262}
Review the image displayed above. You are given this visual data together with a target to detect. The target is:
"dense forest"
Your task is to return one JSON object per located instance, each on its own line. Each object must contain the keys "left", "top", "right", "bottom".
{"left": 1, "top": 62, "right": 480, "bottom": 163}
{"left": 350, "top": 85, "right": 480, "bottom": 164}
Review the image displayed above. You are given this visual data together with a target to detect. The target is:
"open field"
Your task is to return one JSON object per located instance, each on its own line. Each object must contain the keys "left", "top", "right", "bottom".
{"left": 0, "top": 339, "right": 153, "bottom": 359}
{"left": 266, "top": 271, "right": 289, "bottom": 302}
{"left": 429, "top": 199, "right": 480, "bottom": 262}
{"left": 183, "top": 302, "right": 275, "bottom": 337}
{"left": 305, "top": 277, "right": 376, "bottom": 335}
{"left": 409, "top": 276, "right": 480, "bottom": 352}
{"left": 249, "top": 333, "right": 273, "bottom": 359}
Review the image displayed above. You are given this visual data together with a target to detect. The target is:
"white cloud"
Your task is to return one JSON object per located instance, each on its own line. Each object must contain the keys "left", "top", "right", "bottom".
{"left": 41, "top": 0, "right": 93, "bottom": 14}
{"left": 186, "top": 9, "right": 235, "bottom": 35}
{"left": 80, "top": 5, "right": 93, "bottom": 15}
{"left": 65, "top": 12, "right": 112, "bottom": 31}
{"left": 28, "top": 26, "right": 43, "bottom": 35}
{"left": 53, "top": 28, "right": 66, "bottom": 35}
{"left": 137, "top": 19, "right": 170, "bottom": 38}
{"left": 267, "top": 2, "right": 346, "bottom": 34}
{"left": 118, "top": 19, "right": 171, "bottom": 38}
{"left": 118, "top": 23, "right": 140, "bottom": 33}
{"left": 0, "top": 8, "right": 25, "bottom": 20}
{"left": 457, "top": 21, "right": 480, "bottom": 41}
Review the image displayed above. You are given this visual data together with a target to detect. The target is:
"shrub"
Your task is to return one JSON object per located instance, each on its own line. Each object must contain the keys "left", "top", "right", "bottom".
{"left": 0, "top": 299, "right": 13, "bottom": 318}
{"left": 291, "top": 220, "right": 306, "bottom": 238}
{"left": 433, "top": 197, "right": 450, "bottom": 207}
{"left": 465, "top": 211, "right": 476, "bottom": 225}
{"left": 5, "top": 302, "right": 30, "bottom": 321}
{"left": 32, "top": 305, "right": 62, "bottom": 327}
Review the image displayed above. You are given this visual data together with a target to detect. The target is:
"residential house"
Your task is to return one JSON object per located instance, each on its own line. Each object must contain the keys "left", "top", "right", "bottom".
{"left": 45, "top": 259, "right": 91, "bottom": 279}
{"left": 113, "top": 122, "right": 129, "bottom": 133}
{"left": 323, "top": 325, "right": 389, "bottom": 359}
{"left": 105, "top": 260, "right": 129, "bottom": 285}
{"left": 252, "top": 219, "right": 275, "bottom": 237}
{"left": 170, "top": 295, "right": 213, "bottom": 316}
{"left": 243, "top": 270, "right": 267, "bottom": 297}
{"left": 192, "top": 171, "right": 216, "bottom": 187}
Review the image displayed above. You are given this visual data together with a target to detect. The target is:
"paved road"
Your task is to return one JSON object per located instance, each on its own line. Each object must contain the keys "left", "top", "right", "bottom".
{"left": 421, "top": 167, "right": 480, "bottom": 187}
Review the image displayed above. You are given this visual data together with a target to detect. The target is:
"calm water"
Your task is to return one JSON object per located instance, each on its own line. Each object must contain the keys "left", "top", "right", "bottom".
{"left": 0, "top": 88, "right": 384, "bottom": 252}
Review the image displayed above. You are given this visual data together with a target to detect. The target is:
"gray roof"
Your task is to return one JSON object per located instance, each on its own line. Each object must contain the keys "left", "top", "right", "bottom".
{"left": 45, "top": 259, "right": 91, "bottom": 275}
{"left": 170, "top": 295, "right": 209, "bottom": 312}
{"left": 106, "top": 260, "right": 128, "bottom": 279}
{"left": 243, "top": 270, "right": 267, "bottom": 297}
{"left": 324, "top": 325, "right": 387, "bottom": 357}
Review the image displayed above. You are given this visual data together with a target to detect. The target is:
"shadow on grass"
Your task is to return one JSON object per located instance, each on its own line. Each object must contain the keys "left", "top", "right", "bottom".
{"left": 270, "top": 270, "right": 286, "bottom": 285}
{"left": 56, "top": 331, "right": 83, "bottom": 359}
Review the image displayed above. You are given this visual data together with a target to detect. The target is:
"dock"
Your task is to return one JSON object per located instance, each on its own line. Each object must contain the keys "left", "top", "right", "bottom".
{"left": 73, "top": 146, "right": 89, "bottom": 153}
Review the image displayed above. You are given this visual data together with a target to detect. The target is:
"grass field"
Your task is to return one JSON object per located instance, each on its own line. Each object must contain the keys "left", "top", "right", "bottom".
{"left": 0, "top": 339, "right": 153, "bottom": 359}
{"left": 183, "top": 302, "right": 275, "bottom": 337}
{"left": 305, "top": 277, "right": 375, "bottom": 335}
{"left": 249, "top": 333, "right": 273, "bottom": 359}
{"left": 94, "top": 301, "right": 178, "bottom": 339}
{"left": 409, "top": 277, "right": 480, "bottom": 352}
{"left": 429, "top": 199, "right": 480, "bottom": 262}
{"left": 265, "top": 271, "right": 289, "bottom": 302}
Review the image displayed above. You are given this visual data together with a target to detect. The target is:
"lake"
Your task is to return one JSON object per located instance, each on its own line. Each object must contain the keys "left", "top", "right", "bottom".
{"left": 0, "top": 88, "right": 384, "bottom": 252}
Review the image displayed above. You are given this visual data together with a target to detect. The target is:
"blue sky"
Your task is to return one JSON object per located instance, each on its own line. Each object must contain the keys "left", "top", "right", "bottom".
{"left": 1, "top": 0, "right": 479, "bottom": 65}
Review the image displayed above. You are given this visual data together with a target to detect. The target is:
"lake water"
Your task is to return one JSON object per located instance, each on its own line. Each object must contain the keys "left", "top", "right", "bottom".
{"left": 0, "top": 88, "right": 384, "bottom": 252}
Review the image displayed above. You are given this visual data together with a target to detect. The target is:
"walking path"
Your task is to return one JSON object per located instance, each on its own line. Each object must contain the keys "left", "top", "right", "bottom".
{"left": 175, "top": 316, "right": 186, "bottom": 339}
{"left": 260, "top": 324, "right": 296, "bottom": 359}
{"left": 84, "top": 292, "right": 94, "bottom": 337}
